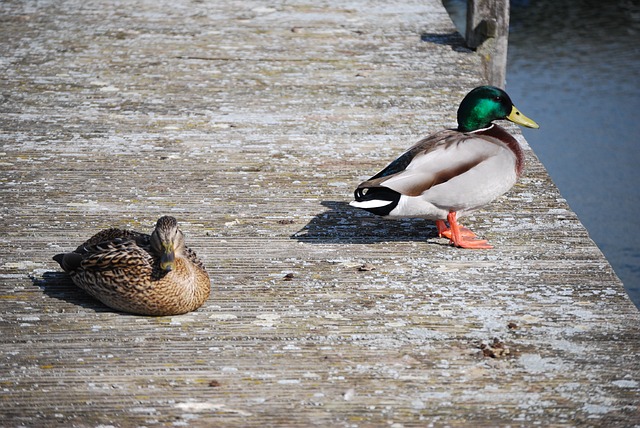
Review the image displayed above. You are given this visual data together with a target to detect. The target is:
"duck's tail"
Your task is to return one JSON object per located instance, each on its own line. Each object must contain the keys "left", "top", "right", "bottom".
{"left": 350, "top": 186, "right": 400, "bottom": 217}
{"left": 52, "top": 252, "right": 82, "bottom": 272}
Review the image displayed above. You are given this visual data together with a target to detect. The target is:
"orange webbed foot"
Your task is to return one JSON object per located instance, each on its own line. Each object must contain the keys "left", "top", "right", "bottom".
{"left": 438, "top": 213, "right": 493, "bottom": 249}
{"left": 439, "top": 227, "right": 478, "bottom": 240}
{"left": 454, "top": 237, "right": 494, "bottom": 249}
{"left": 435, "top": 220, "right": 477, "bottom": 239}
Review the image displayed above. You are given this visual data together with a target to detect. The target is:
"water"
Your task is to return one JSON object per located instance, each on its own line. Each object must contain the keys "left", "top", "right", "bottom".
{"left": 444, "top": 0, "right": 640, "bottom": 309}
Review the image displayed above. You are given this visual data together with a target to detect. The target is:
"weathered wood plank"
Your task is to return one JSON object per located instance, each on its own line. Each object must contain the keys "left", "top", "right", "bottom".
{"left": 1, "top": 0, "right": 639, "bottom": 426}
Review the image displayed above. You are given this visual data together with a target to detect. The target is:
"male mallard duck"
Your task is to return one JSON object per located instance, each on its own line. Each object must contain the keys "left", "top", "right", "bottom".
{"left": 350, "top": 86, "right": 539, "bottom": 249}
{"left": 53, "top": 216, "right": 211, "bottom": 315}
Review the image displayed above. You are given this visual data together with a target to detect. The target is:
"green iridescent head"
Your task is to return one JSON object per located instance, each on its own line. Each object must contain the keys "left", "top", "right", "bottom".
{"left": 457, "top": 86, "right": 539, "bottom": 132}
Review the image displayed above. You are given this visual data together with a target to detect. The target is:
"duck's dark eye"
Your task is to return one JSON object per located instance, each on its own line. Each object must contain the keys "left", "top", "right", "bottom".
{"left": 494, "top": 96, "right": 502, "bottom": 102}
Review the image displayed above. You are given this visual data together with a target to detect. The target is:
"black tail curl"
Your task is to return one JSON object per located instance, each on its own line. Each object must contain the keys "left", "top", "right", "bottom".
{"left": 352, "top": 186, "right": 401, "bottom": 217}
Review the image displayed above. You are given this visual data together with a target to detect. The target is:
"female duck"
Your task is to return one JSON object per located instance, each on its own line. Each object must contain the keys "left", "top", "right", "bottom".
{"left": 53, "top": 216, "right": 211, "bottom": 315}
{"left": 350, "top": 86, "right": 539, "bottom": 249}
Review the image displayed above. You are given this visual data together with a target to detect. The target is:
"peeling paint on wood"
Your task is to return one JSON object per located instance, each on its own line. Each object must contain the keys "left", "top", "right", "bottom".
{"left": 1, "top": 0, "right": 639, "bottom": 426}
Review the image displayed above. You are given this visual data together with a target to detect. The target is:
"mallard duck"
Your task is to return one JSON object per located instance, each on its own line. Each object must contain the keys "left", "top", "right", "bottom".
{"left": 53, "top": 216, "right": 211, "bottom": 315}
{"left": 350, "top": 86, "right": 539, "bottom": 249}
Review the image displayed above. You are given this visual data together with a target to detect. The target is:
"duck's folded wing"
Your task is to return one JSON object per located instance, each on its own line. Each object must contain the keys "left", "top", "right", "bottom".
{"left": 79, "top": 239, "right": 154, "bottom": 271}
{"left": 358, "top": 133, "right": 502, "bottom": 197}
{"left": 75, "top": 228, "right": 149, "bottom": 253}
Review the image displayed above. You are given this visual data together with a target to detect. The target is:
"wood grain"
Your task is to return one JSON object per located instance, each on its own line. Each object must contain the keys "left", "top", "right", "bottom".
{"left": 1, "top": 0, "right": 638, "bottom": 426}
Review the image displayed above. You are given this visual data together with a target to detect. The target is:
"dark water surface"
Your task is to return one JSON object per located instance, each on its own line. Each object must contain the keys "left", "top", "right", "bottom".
{"left": 444, "top": 0, "right": 640, "bottom": 308}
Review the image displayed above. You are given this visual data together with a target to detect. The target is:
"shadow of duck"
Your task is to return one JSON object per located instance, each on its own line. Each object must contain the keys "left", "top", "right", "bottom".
{"left": 291, "top": 200, "right": 444, "bottom": 245}
{"left": 31, "top": 271, "right": 116, "bottom": 314}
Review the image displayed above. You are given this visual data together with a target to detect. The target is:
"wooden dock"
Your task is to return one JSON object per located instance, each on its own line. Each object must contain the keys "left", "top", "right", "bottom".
{"left": 1, "top": 0, "right": 639, "bottom": 426}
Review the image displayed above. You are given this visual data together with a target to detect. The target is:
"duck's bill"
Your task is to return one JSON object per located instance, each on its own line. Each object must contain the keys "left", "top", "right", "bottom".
{"left": 160, "top": 248, "right": 175, "bottom": 272}
{"left": 507, "top": 106, "right": 539, "bottom": 129}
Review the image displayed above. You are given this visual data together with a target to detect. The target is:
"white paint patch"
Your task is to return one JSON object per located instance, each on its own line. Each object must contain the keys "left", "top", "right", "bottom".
{"left": 2, "top": 261, "right": 46, "bottom": 270}
{"left": 582, "top": 403, "right": 613, "bottom": 415}
{"left": 385, "top": 321, "right": 406, "bottom": 327}
{"left": 343, "top": 388, "right": 355, "bottom": 401}
{"left": 407, "top": 328, "right": 448, "bottom": 340}
{"left": 209, "top": 313, "right": 238, "bottom": 320}
{"left": 254, "top": 313, "right": 281, "bottom": 327}
{"left": 282, "top": 344, "right": 300, "bottom": 351}
{"left": 131, "top": 407, "right": 157, "bottom": 414}
{"left": 98, "top": 85, "right": 119, "bottom": 92}
{"left": 324, "top": 313, "right": 348, "bottom": 320}
{"left": 175, "top": 402, "right": 252, "bottom": 416}
{"left": 518, "top": 354, "right": 564, "bottom": 374}
{"left": 612, "top": 379, "right": 639, "bottom": 388}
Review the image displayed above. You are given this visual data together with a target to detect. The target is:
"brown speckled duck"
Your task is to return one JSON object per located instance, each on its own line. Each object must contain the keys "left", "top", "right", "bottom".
{"left": 350, "top": 86, "right": 539, "bottom": 249}
{"left": 53, "top": 216, "right": 210, "bottom": 315}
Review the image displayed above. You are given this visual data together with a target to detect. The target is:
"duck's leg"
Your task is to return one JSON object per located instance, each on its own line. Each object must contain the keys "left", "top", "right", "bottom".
{"left": 446, "top": 211, "right": 493, "bottom": 249}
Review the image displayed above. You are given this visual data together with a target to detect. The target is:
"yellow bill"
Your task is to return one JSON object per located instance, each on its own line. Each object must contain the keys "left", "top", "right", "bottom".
{"left": 507, "top": 105, "right": 539, "bottom": 129}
